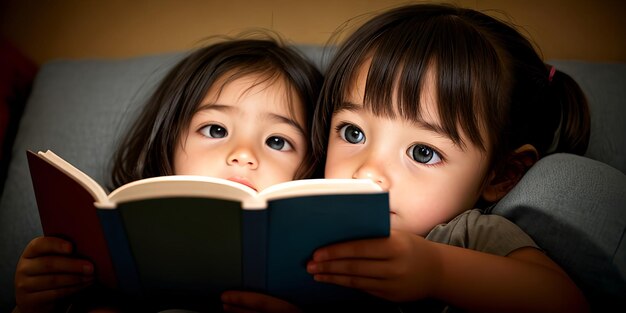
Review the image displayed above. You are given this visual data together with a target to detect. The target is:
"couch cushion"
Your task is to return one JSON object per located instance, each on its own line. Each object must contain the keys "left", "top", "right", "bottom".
{"left": 492, "top": 153, "right": 626, "bottom": 310}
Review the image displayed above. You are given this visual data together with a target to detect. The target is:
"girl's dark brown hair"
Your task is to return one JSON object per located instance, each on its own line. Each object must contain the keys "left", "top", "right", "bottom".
{"left": 313, "top": 3, "right": 590, "bottom": 178}
{"left": 110, "top": 36, "right": 323, "bottom": 189}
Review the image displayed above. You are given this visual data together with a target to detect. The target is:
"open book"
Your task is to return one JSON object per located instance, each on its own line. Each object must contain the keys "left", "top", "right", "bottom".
{"left": 27, "top": 150, "right": 390, "bottom": 310}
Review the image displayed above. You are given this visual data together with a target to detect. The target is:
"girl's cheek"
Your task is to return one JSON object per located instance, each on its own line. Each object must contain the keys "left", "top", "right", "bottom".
{"left": 324, "top": 143, "right": 356, "bottom": 178}
{"left": 323, "top": 159, "right": 346, "bottom": 179}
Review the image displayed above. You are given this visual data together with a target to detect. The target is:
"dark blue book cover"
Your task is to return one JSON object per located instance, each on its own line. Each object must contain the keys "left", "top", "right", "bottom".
{"left": 105, "top": 180, "right": 390, "bottom": 309}
{"left": 264, "top": 193, "right": 390, "bottom": 306}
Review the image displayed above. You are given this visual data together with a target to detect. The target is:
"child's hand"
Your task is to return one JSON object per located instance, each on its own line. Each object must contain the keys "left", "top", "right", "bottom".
{"left": 14, "top": 236, "right": 94, "bottom": 313}
{"left": 306, "top": 229, "right": 439, "bottom": 302}
{"left": 221, "top": 290, "right": 303, "bottom": 313}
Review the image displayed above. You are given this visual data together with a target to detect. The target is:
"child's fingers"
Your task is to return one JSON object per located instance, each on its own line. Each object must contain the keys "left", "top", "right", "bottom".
{"left": 18, "top": 254, "right": 94, "bottom": 276}
{"left": 312, "top": 237, "right": 390, "bottom": 262}
{"left": 22, "top": 236, "right": 73, "bottom": 258}
{"left": 312, "top": 230, "right": 420, "bottom": 262}
{"left": 18, "top": 272, "right": 94, "bottom": 293}
{"left": 307, "top": 259, "right": 389, "bottom": 279}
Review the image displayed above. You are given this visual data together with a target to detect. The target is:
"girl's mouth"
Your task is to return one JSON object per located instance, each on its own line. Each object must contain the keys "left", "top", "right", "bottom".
{"left": 228, "top": 177, "right": 257, "bottom": 191}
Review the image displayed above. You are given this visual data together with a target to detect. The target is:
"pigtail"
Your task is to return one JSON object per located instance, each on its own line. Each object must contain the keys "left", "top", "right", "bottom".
{"left": 545, "top": 66, "right": 591, "bottom": 156}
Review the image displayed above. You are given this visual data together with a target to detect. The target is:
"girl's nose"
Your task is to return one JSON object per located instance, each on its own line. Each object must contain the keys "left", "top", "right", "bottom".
{"left": 352, "top": 162, "right": 390, "bottom": 191}
{"left": 227, "top": 148, "right": 258, "bottom": 169}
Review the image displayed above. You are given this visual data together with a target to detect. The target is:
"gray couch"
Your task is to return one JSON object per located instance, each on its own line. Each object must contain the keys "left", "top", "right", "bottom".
{"left": 0, "top": 46, "right": 624, "bottom": 311}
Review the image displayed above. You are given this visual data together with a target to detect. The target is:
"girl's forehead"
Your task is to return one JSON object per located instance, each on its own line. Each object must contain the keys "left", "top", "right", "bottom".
{"left": 205, "top": 71, "right": 307, "bottom": 125}
{"left": 206, "top": 71, "right": 287, "bottom": 104}
{"left": 210, "top": 71, "right": 280, "bottom": 93}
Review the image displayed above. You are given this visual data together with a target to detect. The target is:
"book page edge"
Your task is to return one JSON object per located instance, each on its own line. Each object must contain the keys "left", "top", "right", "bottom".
{"left": 107, "top": 175, "right": 261, "bottom": 208}
{"left": 37, "top": 150, "right": 109, "bottom": 204}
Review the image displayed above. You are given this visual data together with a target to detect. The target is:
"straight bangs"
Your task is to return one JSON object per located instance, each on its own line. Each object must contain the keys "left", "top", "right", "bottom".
{"left": 337, "top": 14, "right": 508, "bottom": 152}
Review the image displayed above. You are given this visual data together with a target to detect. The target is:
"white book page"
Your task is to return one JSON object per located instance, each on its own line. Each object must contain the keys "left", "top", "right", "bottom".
{"left": 258, "top": 178, "right": 383, "bottom": 202}
{"left": 102, "top": 175, "right": 258, "bottom": 209}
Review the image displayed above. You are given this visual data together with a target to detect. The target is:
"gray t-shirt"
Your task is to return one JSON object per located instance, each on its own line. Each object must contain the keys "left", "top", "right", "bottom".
{"left": 426, "top": 208, "right": 539, "bottom": 255}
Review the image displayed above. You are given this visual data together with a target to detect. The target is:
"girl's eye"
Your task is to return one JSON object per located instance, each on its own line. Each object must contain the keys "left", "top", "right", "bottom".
{"left": 407, "top": 144, "right": 442, "bottom": 165}
{"left": 199, "top": 124, "right": 228, "bottom": 138}
{"left": 339, "top": 124, "right": 365, "bottom": 144}
{"left": 266, "top": 136, "right": 293, "bottom": 151}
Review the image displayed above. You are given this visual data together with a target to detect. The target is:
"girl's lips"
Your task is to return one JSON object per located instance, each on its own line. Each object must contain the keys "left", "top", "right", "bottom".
{"left": 228, "top": 177, "right": 257, "bottom": 191}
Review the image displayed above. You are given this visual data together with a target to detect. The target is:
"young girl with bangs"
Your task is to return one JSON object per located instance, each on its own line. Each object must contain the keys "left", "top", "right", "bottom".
{"left": 302, "top": 3, "right": 591, "bottom": 313}
{"left": 13, "top": 36, "right": 322, "bottom": 313}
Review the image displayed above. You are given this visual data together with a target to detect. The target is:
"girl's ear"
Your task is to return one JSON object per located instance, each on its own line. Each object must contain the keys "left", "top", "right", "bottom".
{"left": 482, "top": 144, "right": 539, "bottom": 203}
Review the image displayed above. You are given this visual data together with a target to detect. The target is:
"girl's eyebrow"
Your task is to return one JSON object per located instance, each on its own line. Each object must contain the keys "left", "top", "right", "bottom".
{"left": 196, "top": 103, "right": 234, "bottom": 112}
{"left": 265, "top": 112, "right": 306, "bottom": 136}
{"left": 336, "top": 101, "right": 363, "bottom": 113}
{"left": 412, "top": 118, "right": 448, "bottom": 140}
{"left": 197, "top": 103, "right": 306, "bottom": 136}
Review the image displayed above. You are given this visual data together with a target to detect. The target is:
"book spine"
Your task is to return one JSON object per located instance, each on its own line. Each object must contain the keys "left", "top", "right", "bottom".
{"left": 97, "top": 209, "right": 141, "bottom": 296}
{"left": 242, "top": 209, "right": 268, "bottom": 291}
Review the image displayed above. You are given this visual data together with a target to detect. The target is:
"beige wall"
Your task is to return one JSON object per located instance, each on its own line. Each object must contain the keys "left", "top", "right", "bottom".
{"left": 2, "top": 0, "right": 625, "bottom": 65}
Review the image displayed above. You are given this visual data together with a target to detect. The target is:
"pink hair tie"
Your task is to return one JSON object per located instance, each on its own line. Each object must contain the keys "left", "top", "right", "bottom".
{"left": 548, "top": 66, "right": 556, "bottom": 83}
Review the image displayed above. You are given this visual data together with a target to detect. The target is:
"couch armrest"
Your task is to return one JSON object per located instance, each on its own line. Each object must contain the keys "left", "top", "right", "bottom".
{"left": 493, "top": 153, "right": 626, "bottom": 310}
